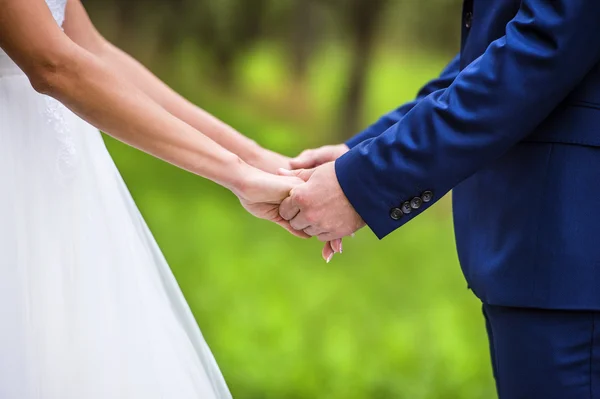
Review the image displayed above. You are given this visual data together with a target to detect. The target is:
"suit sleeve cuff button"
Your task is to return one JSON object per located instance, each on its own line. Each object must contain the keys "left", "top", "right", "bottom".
{"left": 421, "top": 191, "right": 434, "bottom": 203}
{"left": 390, "top": 208, "right": 404, "bottom": 221}
{"left": 401, "top": 202, "right": 413, "bottom": 214}
{"left": 410, "top": 197, "right": 423, "bottom": 209}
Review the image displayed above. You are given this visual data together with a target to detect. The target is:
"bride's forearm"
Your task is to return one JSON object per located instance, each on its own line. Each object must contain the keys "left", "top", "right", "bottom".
{"left": 60, "top": 0, "right": 287, "bottom": 173}
{"left": 35, "top": 44, "right": 250, "bottom": 194}
{"left": 95, "top": 41, "right": 263, "bottom": 162}
{"left": 0, "top": 0, "right": 268, "bottom": 196}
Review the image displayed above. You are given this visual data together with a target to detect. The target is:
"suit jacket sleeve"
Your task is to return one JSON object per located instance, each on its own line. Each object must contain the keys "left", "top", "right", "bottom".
{"left": 336, "top": 0, "right": 600, "bottom": 239}
{"left": 346, "top": 54, "right": 461, "bottom": 149}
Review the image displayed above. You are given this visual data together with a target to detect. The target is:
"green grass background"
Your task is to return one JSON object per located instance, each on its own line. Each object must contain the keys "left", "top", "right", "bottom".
{"left": 104, "top": 45, "right": 496, "bottom": 399}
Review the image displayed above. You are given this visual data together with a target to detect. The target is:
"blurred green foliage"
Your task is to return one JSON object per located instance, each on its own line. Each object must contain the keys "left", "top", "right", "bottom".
{"left": 91, "top": 0, "right": 496, "bottom": 397}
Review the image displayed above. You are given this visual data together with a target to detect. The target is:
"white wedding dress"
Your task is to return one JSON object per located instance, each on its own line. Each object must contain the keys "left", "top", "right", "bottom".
{"left": 0, "top": 1, "right": 232, "bottom": 398}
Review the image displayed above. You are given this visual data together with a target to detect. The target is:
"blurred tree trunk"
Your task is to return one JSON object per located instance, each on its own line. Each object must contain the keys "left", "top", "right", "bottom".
{"left": 287, "top": 0, "right": 320, "bottom": 116}
{"left": 195, "top": 0, "right": 268, "bottom": 91}
{"left": 289, "top": 0, "right": 316, "bottom": 83}
{"left": 113, "top": 0, "right": 142, "bottom": 50}
{"left": 213, "top": 49, "right": 237, "bottom": 90}
{"left": 155, "top": 0, "right": 187, "bottom": 61}
{"left": 337, "top": 0, "right": 388, "bottom": 140}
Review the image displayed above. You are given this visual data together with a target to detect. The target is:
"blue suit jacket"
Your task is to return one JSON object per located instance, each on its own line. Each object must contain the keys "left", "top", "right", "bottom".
{"left": 336, "top": 0, "right": 600, "bottom": 309}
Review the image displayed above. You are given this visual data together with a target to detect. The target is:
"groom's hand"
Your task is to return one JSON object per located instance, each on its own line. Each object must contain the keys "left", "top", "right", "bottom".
{"left": 278, "top": 162, "right": 365, "bottom": 241}
{"left": 290, "top": 144, "right": 349, "bottom": 170}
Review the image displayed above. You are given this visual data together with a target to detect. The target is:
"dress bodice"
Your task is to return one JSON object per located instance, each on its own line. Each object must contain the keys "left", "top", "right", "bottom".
{"left": 0, "top": 0, "right": 68, "bottom": 75}
{"left": 46, "top": 0, "right": 68, "bottom": 28}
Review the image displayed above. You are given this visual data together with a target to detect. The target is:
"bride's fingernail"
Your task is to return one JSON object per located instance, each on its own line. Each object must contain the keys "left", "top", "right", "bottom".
{"left": 351, "top": 233, "right": 356, "bottom": 238}
{"left": 340, "top": 243, "right": 343, "bottom": 254}
{"left": 326, "top": 253, "right": 334, "bottom": 263}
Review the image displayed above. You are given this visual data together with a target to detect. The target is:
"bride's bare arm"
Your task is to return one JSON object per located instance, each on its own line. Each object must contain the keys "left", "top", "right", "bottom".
{"left": 0, "top": 0, "right": 308, "bottom": 236}
{"left": 1, "top": 0, "right": 250, "bottom": 193}
{"left": 61, "top": 0, "right": 289, "bottom": 173}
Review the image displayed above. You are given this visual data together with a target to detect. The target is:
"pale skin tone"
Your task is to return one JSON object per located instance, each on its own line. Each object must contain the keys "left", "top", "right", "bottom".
{"left": 65, "top": 0, "right": 345, "bottom": 260}
{"left": 0, "top": 0, "right": 305, "bottom": 237}
{"left": 288, "top": 144, "right": 357, "bottom": 261}
{"left": 62, "top": 0, "right": 291, "bottom": 175}
{"left": 279, "top": 163, "right": 366, "bottom": 245}
{"left": 290, "top": 144, "right": 349, "bottom": 170}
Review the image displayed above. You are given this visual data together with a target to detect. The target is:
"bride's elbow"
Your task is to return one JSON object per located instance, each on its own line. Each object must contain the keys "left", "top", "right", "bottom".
{"left": 27, "top": 49, "right": 79, "bottom": 96}
{"left": 29, "top": 60, "right": 67, "bottom": 96}
{"left": 29, "top": 68, "right": 56, "bottom": 96}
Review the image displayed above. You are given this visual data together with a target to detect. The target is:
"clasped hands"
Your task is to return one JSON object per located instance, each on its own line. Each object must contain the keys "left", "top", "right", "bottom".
{"left": 242, "top": 143, "right": 365, "bottom": 262}
{"left": 279, "top": 144, "right": 366, "bottom": 262}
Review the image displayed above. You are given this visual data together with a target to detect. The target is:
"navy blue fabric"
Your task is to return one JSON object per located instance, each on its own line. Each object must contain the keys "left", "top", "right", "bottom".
{"left": 336, "top": 0, "right": 600, "bottom": 309}
{"left": 483, "top": 304, "right": 600, "bottom": 399}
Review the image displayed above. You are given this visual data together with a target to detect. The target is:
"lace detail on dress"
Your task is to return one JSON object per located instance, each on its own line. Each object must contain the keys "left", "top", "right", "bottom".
{"left": 43, "top": 1, "right": 78, "bottom": 179}
{"left": 44, "top": 96, "right": 79, "bottom": 178}
{"left": 45, "top": 0, "right": 68, "bottom": 28}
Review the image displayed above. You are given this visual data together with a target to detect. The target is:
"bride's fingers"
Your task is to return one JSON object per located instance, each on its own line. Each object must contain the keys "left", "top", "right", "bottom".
{"left": 330, "top": 238, "right": 343, "bottom": 254}
{"left": 322, "top": 242, "right": 335, "bottom": 263}
{"left": 322, "top": 239, "right": 343, "bottom": 263}
{"left": 277, "top": 168, "right": 293, "bottom": 177}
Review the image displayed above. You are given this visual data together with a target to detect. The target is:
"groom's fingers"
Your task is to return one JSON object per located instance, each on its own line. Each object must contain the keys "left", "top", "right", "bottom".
{"left": 303, "top": 226, "right": 325, "bottom": 237}
{"left": 277, "top": 219, "right": 310, "bottom": 239}
{"left": 317, "top": 232, "right": 342, "bottom": 243}
{"left": 277, "top": 168, "right": 316, "bottom": 182}
{"left": 290, "top": 150, "right": 318, "bottom": 169}
{"left": 279, "top": 196, "right": 300, "bottom": 221}
{"left": 290, "top": 213, "right": 311, "bottom": 231}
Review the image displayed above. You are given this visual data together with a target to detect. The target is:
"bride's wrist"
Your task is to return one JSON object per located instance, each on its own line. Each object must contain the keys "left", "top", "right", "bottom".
{"left": 227, "top": 157, "right": 258, "bottom": 198}
{"left": 244, "top": 142, "right": 266, "bottom": 164}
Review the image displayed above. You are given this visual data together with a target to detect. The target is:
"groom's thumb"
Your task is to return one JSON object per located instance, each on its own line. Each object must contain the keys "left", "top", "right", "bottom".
{"left": 278, "top": 168, "right": 315, "bottom": 182}
{"left": 290, "top": 151, "right": 316, "bottom": 169}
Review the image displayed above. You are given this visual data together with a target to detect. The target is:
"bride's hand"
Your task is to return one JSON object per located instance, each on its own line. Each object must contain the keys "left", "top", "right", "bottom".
{"left": 236, "top": 165, "right": 309, "bottom": 238}
{"left": 322, "top": 239, "right": 343, "bottom": 263}
{"left": 247, "top": 148, "right": 292, "bottom": 174}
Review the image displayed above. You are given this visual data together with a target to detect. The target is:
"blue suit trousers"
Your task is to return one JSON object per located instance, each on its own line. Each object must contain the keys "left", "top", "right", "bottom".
{"left": 483, "top": 304, "right": 600, "bottom": 398}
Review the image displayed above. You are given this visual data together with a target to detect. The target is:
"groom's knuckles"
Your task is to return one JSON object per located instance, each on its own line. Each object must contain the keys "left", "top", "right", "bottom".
{"left": 303, "top": 211, "right": 319, "bottom": 226}
{"left": 293, "top": 210, "right": 320, "bottom": 230}
{"left": 290, "top": 188, "right": 308, "bottom": 207}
